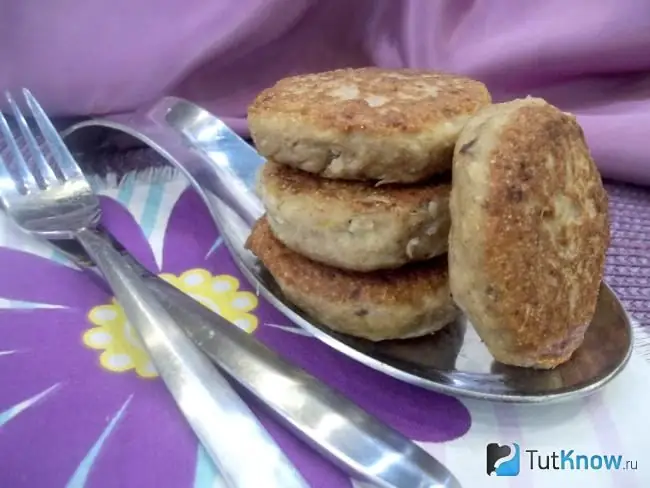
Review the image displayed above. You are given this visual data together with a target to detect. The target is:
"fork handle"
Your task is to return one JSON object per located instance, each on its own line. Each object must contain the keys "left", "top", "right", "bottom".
{"left": 74, "top": 227, "right": 308, "bottom": 488}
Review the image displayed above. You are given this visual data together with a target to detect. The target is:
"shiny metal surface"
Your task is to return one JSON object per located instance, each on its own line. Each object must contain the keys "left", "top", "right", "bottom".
{"left": 0, "top": 91, "right": 308, "bottom": 488}
{"left": 62, "top": 99, "right": 463, "bottom": 488}
{"left": 55, "top": 240, "right": 461, "bottom": 488}
{"left": 218, "top": 203, "right": 633, "bottom": 404}
{"left": 61, "top": 97, "right": 632, "bottom": 403}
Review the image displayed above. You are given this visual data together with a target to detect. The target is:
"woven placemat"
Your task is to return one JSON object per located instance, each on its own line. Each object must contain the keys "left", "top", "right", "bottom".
{"left": 604, "top": 182, "right": 650, "bottom": 325}
{"left": 604, "top": 182, "right": 650, "bottom": 359}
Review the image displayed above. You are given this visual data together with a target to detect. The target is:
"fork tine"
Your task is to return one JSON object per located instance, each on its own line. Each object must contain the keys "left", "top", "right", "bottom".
{"left": 0, "top": 109, "right": 39, "bottom": 193}
{"left": 6, "top": 91, "right": 59, "bottom": 187}
{"left": 0, "top": 151, "right": 21, "bottom": 202}
{"left": 23, "top": 89, "right": 84, "bottom": 182}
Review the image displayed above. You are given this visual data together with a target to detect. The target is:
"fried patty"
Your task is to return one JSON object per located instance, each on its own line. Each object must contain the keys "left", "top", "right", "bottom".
{"left": 246, "top": 217, "right": 459, "bottom": 341}
{"left": 248, "top": 67, "right": 491, "bottom": 183}
{"left": 448, "top": 97, "right": 610, "bottom": 369}
{"left": 258, "top": 161, "right": 451, "bottom": 272}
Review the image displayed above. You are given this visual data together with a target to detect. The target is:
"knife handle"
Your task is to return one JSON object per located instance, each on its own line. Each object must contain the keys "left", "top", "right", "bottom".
{"left": 75, "top": 227, "right": 308, "bottom": 488}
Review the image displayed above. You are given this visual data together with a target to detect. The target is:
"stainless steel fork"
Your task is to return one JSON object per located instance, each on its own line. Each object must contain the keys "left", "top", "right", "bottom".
{"left": 0, "top": 89, "right": 309, "bottom": 488}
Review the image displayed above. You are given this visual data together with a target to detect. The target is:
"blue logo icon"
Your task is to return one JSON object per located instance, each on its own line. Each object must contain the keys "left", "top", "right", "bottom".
{"left": 486, "top": 443, "right": 520, "bottom": 476}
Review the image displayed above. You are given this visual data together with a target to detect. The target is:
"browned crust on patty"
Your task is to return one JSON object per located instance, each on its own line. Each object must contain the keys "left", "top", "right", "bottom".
{"left": 449, "top": 97, "right": 609, "bottom": 368}
{"left": 248, "top": 68, "right": 491, "bottom": 183}
{"left": 258, "top": 161, "right": 452, "bottom": 270}
{"left": 246, "top": 217, "right": 459, "bottom": 340}
{"left": 261, "top": 160, "right": 451, "bottom": 211}
{"left": 249, "top": 67, "right": 491, "bottom": 135}
{"left": 247, "top": 217, "right": 450, "bottom": 302}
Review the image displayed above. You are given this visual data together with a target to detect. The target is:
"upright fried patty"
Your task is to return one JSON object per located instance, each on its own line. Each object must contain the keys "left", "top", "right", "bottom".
{"left": 448, "top": 97, "right": 609, "bottom": 369}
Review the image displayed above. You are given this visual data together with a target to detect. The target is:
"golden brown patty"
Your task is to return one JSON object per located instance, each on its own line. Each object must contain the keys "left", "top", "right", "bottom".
{"left": 246, "top": 217, "right": 459, "bottom": 341}
{"left": 258, "top": 161, "right": 451, "bottom": 271}
{"left": 448, "top": 97, "right": 610, "bottom": 369}
{"left": 248, "top": 67, "right": 491, "bottom": 183}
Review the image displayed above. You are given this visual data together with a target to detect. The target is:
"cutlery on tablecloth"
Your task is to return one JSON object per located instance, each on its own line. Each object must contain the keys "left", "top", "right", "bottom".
{"left": 6, "top": 96, "right": 460, "bottom": 488}
{"left": 0, "top": 89, "right": 310, "bottom": 488}
{"left": 2, "top": 93, "right": 463, "bottom": 487}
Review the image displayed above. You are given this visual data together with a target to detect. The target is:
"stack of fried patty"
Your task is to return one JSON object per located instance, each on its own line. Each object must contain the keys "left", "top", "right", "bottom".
{"left": 245, "top": 67, "right": 492, "bottom": 341}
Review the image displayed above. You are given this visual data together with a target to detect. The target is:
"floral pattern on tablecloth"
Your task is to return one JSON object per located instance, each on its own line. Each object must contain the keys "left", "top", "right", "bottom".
{"left": 0, "top": 179, "right": 471, "bottom": 488}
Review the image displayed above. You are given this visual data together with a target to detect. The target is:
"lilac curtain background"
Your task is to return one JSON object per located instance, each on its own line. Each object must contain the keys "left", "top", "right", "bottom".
{"left": 2, "top": 0, "right": 650, "bottom": 184}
